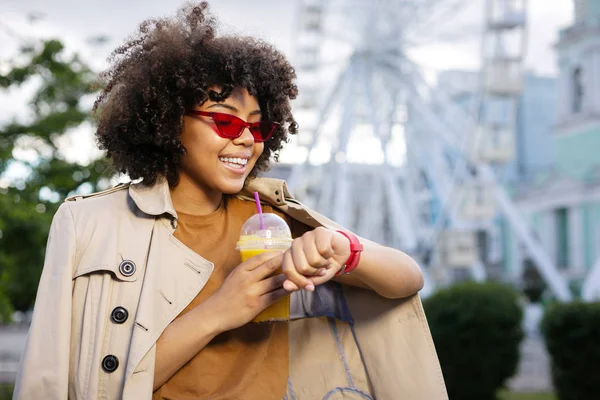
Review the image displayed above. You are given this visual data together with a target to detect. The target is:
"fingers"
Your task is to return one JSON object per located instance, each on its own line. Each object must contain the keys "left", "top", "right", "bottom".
{"left": 257, "top": 273, "right": 288, "bottom": 295}
{"left": 252, "top": 252, "right": 284, "bottom": 280}
{"left": 306, "top": 264, "right": 337, "bottom": 287}
{"left": 303, "top": 235, "right": 332, "bottom": 270}
{"left": 282, "top": 249, "right": 314, "bottom": 291}
{"left": 283, "top": 279, "right": 299, "bottom": 291}
{"left": 291, "top": 236, "right": 322, "bottom": 276}
{"left": 313, "top": 227, "right": 335, "bottom": 259}
{"left": 282, "top": 271, "right": 326, "bottom": 292}
{"left": 240, "top": 251, "right": 283, "bottom": 271}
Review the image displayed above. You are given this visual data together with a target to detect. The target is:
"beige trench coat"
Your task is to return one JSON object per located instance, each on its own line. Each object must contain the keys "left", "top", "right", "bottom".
{"left": 13, "top": 177, "right": 447, "bottom": 400}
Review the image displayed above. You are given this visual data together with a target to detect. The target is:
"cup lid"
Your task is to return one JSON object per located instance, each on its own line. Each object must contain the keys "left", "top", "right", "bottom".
{"left": 237, "top": 213, "right": 292, "bottom": 250}
{"left": 239, "top": 213, "right": 292, "bottom": 239}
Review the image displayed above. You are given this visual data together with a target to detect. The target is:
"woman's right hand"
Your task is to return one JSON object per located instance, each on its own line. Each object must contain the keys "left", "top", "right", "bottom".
{"left": 204, "top": 251, "right": 292, "bottom": 332}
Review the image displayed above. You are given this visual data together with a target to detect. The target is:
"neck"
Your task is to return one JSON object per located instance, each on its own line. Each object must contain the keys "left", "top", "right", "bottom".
{"left": 169, "top": 173, "right": 223, "bottom": 215}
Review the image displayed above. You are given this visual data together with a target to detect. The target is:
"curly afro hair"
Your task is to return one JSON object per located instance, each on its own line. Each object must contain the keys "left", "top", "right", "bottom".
{"left": 93, "top": 2, "right": 298, "bottom": 187}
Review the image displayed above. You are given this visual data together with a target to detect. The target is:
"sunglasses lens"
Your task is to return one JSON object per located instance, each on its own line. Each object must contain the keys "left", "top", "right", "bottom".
{"left": 207, "top": 112, "right": 276, "bottom": 142}
{"left": 211, "top": 113, "right": 244, "bottom": 138}
{"left": 250, "top": 122, "right": 276, "bottom": 142}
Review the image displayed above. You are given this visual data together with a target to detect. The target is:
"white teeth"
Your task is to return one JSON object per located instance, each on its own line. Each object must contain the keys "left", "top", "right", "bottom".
{"left": 219, "top": 157, "right": 248, "bottom": 166}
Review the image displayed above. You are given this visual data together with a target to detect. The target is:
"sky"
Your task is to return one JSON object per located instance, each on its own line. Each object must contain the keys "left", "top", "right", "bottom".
{"left": 0, "top": 0, "right": 575, "bottom": 169}
{"left": 0, "top": 0, "right": 573, "bottom": 74}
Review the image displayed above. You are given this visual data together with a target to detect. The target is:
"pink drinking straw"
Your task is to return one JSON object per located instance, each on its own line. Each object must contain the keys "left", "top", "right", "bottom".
{"left": 253, "top": 191, "right": 265, "bottom": 230}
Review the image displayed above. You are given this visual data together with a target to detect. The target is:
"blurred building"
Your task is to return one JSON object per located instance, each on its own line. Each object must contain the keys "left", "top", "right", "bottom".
{"left": 505, "top": 0, "right": 600, "bottom": 295}
{"left": 436, "top": 70, "right": 557, "bottom": 185}
{"left": 433, "top": 70, "right": 556, "bottom": 282}
{"left": 506, "top": 75, "right": 557, "bottom": 184}
{"left": 433, "top": 0, "right": 600, "bottom": 296}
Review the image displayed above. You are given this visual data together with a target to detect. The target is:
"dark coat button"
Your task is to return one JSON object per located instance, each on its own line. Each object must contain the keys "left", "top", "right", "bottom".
{"left": 102, "top": 355, "right": 119, "bottom": 373}
{"left": 110, "top": 307, "right": 128, "bottom": 324}
{"left": 119, "top": 260, "right": 136, "bottom": 277}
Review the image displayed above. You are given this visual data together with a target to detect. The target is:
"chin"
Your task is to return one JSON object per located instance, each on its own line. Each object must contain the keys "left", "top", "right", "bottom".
{"left": 218, "top": 178, "right": 247, "bottom": 195}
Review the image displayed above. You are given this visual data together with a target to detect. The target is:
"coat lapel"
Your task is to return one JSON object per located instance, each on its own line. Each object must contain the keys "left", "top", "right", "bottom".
{"left": 124, "top": 182, "right": 214, "bottom": 380}
{"left": 125, "top": 218, "right": 213, "bottom": 379}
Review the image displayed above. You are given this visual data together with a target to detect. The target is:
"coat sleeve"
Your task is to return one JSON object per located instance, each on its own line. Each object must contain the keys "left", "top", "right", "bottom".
{"left": 13, "top": 202, "right": 77, "bottom": 400}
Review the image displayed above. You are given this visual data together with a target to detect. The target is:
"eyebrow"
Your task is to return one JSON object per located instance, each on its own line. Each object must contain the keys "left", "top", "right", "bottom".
{"left": 207, "top": 103, "right": 261, "bottom": 116}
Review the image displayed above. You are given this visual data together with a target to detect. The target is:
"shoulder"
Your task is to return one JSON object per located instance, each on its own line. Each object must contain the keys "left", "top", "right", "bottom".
{"left": 65, "top": 183, "right": 131, "bottom": 212}
{"left": 61, "top": 183, "right": 134, "bottom": 229}
{"left": 241, "top": 177, "right": 293, "bottom": 206}
{"left": 65, "top": 182, "right": 131, "bottom": 204}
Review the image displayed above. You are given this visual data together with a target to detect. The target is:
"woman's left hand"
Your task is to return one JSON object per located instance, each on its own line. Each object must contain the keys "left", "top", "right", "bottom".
{"left": 282, "top": 227, "right": 351, "bottom": 291}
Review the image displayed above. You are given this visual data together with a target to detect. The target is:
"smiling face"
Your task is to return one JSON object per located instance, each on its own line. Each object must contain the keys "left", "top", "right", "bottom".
{"left": 179, "top": 86, "right": 264, "bottom": 196}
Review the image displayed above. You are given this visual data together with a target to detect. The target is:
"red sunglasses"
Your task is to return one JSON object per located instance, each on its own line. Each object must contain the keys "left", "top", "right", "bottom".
{"left": 186, "top": 110, "right": 279, "bottom": 142}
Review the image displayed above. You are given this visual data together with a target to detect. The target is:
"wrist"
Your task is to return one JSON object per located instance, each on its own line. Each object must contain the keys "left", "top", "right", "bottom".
{"left": 331, "top": 231, "right": 351, "bottom": 265}
{"left": 334, "top": 230, "right": 363, "bottom": 275}
{"left": 193, "top": 297, "right": 229, "bottom": 335}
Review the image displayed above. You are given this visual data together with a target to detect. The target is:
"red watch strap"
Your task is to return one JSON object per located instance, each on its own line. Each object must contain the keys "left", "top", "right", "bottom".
{"left": 336, "top": 230, "right": 363, "bottom": 275}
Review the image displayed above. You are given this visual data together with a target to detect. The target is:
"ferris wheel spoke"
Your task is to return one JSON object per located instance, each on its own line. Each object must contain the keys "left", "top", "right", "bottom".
{"left": 404, "top": 23, "right": 483, "bottom": 48}
{"left": 288, "top": 62, "right": 352, "bottom": 190}
{"left": 410, "top": 0, "right": 474, "bottom": 37}
{"left": 329, "top": 68, "right": 357, "bottom": 227}
{"left": 380, "top": 63, "right": 478, "bottom": 239}
{"left": 356, "top": 58, "right": 419, "bottom": 250}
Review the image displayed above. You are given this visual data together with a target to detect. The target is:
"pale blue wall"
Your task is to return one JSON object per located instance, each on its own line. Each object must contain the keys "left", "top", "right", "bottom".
{"left": 500, "top": 75, "right": 557, "bottom": 278}
{"left": 582, "top": 202, "right": 600, "bottom": 271}
{"left": 587, "top": 0, "right": 600, "bottom": 24}
{"left": 505, "top": 74, "right": 557, "bottom": 184}
{"left": 555, "top": 127, "right": 600, "bottom": 180}
{"left": 501, "top": 218, "right": 514, "bottom": 276}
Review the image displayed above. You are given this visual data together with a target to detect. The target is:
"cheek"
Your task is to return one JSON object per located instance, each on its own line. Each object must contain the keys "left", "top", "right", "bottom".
{"left": 250, "top": 143, "right": 265, "bottom": 167}
{"left": 185, "top": 128, "right": 224, "bottom": 156}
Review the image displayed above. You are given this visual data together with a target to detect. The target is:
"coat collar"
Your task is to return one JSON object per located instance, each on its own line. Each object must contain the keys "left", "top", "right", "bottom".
{"left": 241, "top": 177, "right": 293, "bottom": 205}
{"left": 128, "top": 178, "right": 178, "bottom": 221}
{"left": 127, "top": 176, "right": 292, "bottom": 221}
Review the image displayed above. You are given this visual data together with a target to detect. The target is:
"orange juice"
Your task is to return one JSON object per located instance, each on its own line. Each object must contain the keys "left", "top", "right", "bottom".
{"left": 240, "top": 248, "right": 290, "bottom": 323}
{"left": 237, "top": 212, "right": 293, "bottom": 323}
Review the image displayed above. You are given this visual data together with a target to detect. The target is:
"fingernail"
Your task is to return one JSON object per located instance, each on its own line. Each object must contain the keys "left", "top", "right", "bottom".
{"left": 319, "top": 269, "right": 327, "bottom": 276}
{"left": 305, "top": 283, "right": 315, "bottom": 291}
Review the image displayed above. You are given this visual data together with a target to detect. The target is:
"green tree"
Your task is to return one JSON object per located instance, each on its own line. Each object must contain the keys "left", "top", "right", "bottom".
{"left": 424, "top": 282, "right": 524, "bottom": 400}
{"left": 0, "top": 38, "right": 113, "bottom": 319}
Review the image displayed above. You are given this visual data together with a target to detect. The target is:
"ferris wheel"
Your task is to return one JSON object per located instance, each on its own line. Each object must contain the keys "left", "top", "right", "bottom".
{"left": 286, "top": 0, "right": 572, "bottom": 301}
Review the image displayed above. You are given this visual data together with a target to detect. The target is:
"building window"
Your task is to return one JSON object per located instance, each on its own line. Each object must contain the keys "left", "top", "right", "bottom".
{"left": 555, "top": 207, "right": 569, "bottom": 269}
{"left": 572, "top": 67, "right": 583, "bottom": 114}
{"left": 476, "top": 229, "right": 489, "bottom": 265}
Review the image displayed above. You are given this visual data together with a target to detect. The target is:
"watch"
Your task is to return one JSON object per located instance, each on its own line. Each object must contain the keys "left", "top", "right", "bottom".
{"left": 335, "top": 230, "right": 363, "bottom": 275}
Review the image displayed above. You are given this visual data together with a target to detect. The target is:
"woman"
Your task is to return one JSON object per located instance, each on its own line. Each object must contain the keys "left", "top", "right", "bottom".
{"left": 14, "top": 3, "right": 447, "bottom": 399}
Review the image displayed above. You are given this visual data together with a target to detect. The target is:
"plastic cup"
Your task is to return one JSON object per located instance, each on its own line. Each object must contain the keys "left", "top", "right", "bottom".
{"left": 236, "top": 213, "right": 293, "bottom": 323}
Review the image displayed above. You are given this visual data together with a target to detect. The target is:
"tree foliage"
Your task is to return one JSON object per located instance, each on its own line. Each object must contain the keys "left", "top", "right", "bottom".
{"left": 541, "top": 301, "right": 600, "bottom": 400}
{"left": 0, "top": 38, "right": 113, "bottom": 319}
{"left": 424, "top": 282, "right": 524, "bottom": 400}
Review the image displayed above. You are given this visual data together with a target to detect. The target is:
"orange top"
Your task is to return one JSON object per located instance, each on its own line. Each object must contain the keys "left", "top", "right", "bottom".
{"left": 153, "top": 197, "right": 309, "bottom": 400}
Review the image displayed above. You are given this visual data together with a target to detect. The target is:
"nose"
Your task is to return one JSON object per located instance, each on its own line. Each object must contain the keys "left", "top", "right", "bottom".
{"left": 232, "top": 126, "right": 255, "bottom": 147}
